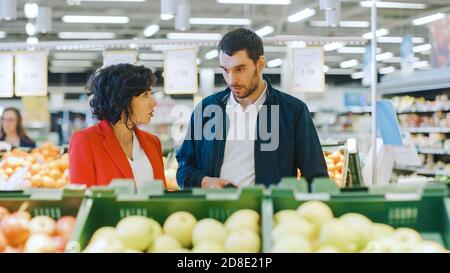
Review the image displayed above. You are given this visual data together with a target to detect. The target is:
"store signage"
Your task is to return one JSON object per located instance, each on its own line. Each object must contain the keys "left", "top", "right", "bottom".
{"left": 103, "top": 50, "right": 137, "bottom": 67}
{"left": 164, "top": 48, "right": 198, "bottom": 95}
{"left": 292, "top": 47, "right": 325, "bottom": 92}
{"left": 15, "top": 51, "right": 48, "bottom": 96}
{"left": 0, "top": 52, "right": 14, "bottom": 98}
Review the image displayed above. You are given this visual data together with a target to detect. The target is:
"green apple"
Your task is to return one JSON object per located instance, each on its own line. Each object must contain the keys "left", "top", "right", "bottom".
{"left": 391, "top": 228, "right": 422, "bottom": 252}
{"left": 318, "top": 219, "right": 359, "bottom": 253}
{"left": 410, "top": 241, "right": 447, "bottom": 253}
{"left": 90, "top": 226, "right": 118, "bottom": 243}
{"left": 116, "top": 216, "right": 155, "bottom": 251}
{"left": 148, "top": 234, "right": 182, "bottom": 253}
{"left": 378, "top": 238, "right": 402, "bottom": 253}
{"left": 192, "top": 241, "right": 225, "bottom": 253}
{"left": 83, "top": 236, "right": 125, "bottom": 253}
{"left": 273, "top": 210, "right": 300, "bottom": 226}
{"left": 339, "top": 213, "right": 373, "bottom": 250}
{"left": 192, "top": 218, "right": 227, "bottom": 246}
{"left": 297, "top": 201, "right": 333, "bottom": 237}
{"left": 225, "top": 209, "right": 260, "bottom": 233}
{"left": 272, "top": 235, "right": 312, "bottom": 253}
{"left": 224, "top": 229, "right": 260, "bottom": 253}
{"left": 372, "top": 223, "right": 395, "bottom": 241}
{"left": 361, "top": 241, "right": 382, "bottom": 253}
{"left": 163, "top": 211, "right": 197, "bottom": 248}
{"left": 148, "top": 218, "right": 163, "bottom": 239}
{"left": 271, "top": 217, "right": 314, "bottom": 242}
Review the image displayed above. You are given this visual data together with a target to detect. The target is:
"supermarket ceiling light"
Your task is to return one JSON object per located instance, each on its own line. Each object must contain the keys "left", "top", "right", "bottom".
{"left": 51, "top": 60, "right": 93, "bottom": 67}
{"left": 62, "top": 15, "right": 129, "bottom": 24}
{"left": 337, "top": 47, "right": 366, "bottom": 54}
{"left": 205, "top": 49, "right": 219, "bottom": 60}
{"left": 351, "top": 71, "right": 364, "bottom": 79}
{"left": 323, "top": 65, "right": 329, "bottom": 73}
{"left": 377, "top": 36, "right": 425, "bottom": 43}
{"left": 413, "top": 60, "right": 429, "bottom": 69}
{"left": 287, "top": 8, "right": 316, "bottom": 23}
{"left": 376, "top": 52, "right": 394, "bottom": 61}
{"left": 379, "top": 66, "right": 396, "bottom": 74}
{"left": 58, "top": 32, "right": 116, "bottom": 39}
{"left": 139, "top": 53, "right": 164, "bottom": 60}
{"left": 413, "top": 13, "right": 445, "bottom": 25}
{"left": 360, "top": 1, "right": 426, "bottom": 9}
{"left": 26, "top": 37, "right": 39, "bottom": 45}
{"left": 413, "top": 43, "right": 431, "bottom": 53}
{"left": 143, "top": 24, "right": 159, "bottom": 37}
{"left": 24, "top": 3, "right": 39, "bottom": 19}
{"left": 26, "top": 23, "right": 37, "bottom": 36}
{"left": 310, "top": 20, "right": 369, "bottom": 27}
{"left": 0, "top": 32, "right": 6, "bottom": 38}
{"left": 362, "top": 28, "right": 389, "bottom": 39}
{"left": 160, "top": 13, "right": 174, "bottom": 20}
{"left": 217, "top": 0, "right": 291, "bottom": 5}
{"left": 53, "top": 52, "right": 98, "bottom": 60}
{"left": 339, "top": 59, "right": 359, "bottom": 68}
{"left": 324, "top": 42, "right": 344, "bottom": 51}
{"left": 255, "top": 26, "right": 274, "bottom": 37}
{"left": 167, "top": 32, "right": 222, "bottom": 40}
{"left": 189, "top": 18, "right": 252, "bottom": 25}
{"left": 267, "top": 58, "right": 282, "bottom": 68}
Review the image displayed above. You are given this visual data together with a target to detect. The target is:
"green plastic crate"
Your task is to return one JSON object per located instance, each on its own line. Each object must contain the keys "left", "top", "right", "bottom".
{"left": 67, "top": 182, "right": 265, "bottom": 253}
{"left": 267, "top": 183, "right": 450, "bottom": 252}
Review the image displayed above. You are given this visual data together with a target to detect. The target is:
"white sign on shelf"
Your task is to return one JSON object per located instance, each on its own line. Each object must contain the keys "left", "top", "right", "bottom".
{"left": 103, "top": 50, "right": 138, "bottom": 68}
{"left": 14, "top": 51, "right": 48, "bottom": 96}
{"left": 0, "top": 52, "right": 14, "bottom": 98}
{"left": 292, "top": 47, "right": 325, "bottom": 92}
{"left": 164, "top": 48, "right": 198, "bottom": 95}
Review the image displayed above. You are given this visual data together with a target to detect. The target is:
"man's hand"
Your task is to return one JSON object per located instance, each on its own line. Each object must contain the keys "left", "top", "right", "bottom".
{"left": 201, "top": 176, "right": 236, "bottom": 189}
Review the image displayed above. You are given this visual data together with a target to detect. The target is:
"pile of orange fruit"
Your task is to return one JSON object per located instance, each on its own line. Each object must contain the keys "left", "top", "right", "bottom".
{"left": 324, "top": 149, "right": 346, "bottom": 187}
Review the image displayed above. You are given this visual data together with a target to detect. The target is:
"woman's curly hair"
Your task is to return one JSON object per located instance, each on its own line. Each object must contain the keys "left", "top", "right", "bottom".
{"left": 85, "top": 64, "right": 156, "bottom": 128}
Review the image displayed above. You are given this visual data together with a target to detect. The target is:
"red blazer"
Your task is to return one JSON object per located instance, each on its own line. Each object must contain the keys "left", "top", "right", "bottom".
{"left": 69, "top": 120, "right": 166, "bottom": 188}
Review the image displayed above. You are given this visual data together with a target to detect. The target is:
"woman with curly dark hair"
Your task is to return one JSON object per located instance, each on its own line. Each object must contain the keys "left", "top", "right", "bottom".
{"left": 69, "top": 64, "right": 166, "bottom": 188}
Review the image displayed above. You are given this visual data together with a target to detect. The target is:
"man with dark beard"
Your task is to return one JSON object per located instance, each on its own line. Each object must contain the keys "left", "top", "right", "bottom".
{"left": 176, "top": 28, "right": 328, "bottom": 189}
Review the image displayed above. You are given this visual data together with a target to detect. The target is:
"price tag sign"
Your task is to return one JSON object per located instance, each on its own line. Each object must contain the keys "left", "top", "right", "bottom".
{"left": 14, "top": 51, "right": 48, "bottom": 96}
{"left": 103, "top": 50, "right": 137, "bottom": 67}
{"left": 292, "top": 47, "right": 325, "bottom": 92}
{"left": 164, "top": 48, "right": 198, "bottom": 95}
{"left": 0, "top": 52, "right": 14, "bottom": 98}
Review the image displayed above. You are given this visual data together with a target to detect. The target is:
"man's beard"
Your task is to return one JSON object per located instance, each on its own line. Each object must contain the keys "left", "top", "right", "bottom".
{"left": 230, "top": 70, "right": 259, "bottom": 99}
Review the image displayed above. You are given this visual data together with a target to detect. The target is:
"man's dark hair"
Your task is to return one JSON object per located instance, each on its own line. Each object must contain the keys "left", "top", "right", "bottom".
{"left": 85, "top": 63, "right": 156, "bottom": 128}
{"left": 218, "top": 28, "right": 264, "bottom": 64}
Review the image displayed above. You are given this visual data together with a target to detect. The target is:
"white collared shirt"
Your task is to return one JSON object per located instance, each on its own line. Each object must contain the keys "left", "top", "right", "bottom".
{"left": 127, "top": 132, "right": 154, "bottom": 188}
{"left": 219, "top": 82, "right": 267, "bottom": 187}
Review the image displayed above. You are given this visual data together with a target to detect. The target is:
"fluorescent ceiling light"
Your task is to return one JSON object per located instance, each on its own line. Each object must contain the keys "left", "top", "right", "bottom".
{"left": 376, "top": 52, "right": 394, "bottom": 61}
{"left": 337, "top": 47, "right": 382, "bottom": 54}
{"left": 340, "top": 59, "right": 359, "bottom": 68}
{"left": 360, "top": 1, "right": 426, "bottom": 9}
{"left": 413, "top": 60, "right": 429, "bottom": 69}
{"left": 323, "top": 65, "right": 329, "bottom": 73}
{"left": 160, "top": 13, "right": 174, "bottom": 20}
{"left": 363, "top": 28, "right": 389, "bottom": 39}
{"left": 143, "top": 24, "right": 159, "bottom": 37}
{"left": 167, "top": 32, "right": 222, "bottom": 40}
{"left": 324, "top": 42, "right": 344, "bottom": 51}
{"left": 26, "top": 23, "right": 36, "bottom": 36}
{"left": 24, "top": 3, "right": 39, "bottom": 19}
{"left": 351, "top": 71, "right": 364, "bottom": 79}
{"left": 26, "top": 37, "right": 39, "bottom": 45}
{"left": 196, "top": 58, "right": 201, "bottom": 65}
{"left": 62, "top": 15, "right": 129, "bottom": 24}
{"left": 311, "top": 20, "right": 369, "bottom": 27}
{"left": 413, "top": 43, "right": 431, "bottom": 53}
{"left": 51, "top": 60, "right": 93, "bottom": 68}
{"left": 0, "top": 32, "right": 6, "bottom": 38}
{"left": 288, "top": 8, "right": 316, "bottom": 23}
{"left": 53, "top": 52, "right": 98, "bottom": 60}
{"left": 255, "top": 26, "right": 275, "bottom": 37}
{"left": 413, "top": 13, "right": 445, "bottom": 25}
{"left": 205, "top": 49, "right": 219, "bottom": 60}
{"left": 139, "top": 53, "right": 164, "bottom": 60}
{"left": 379, "top": 66, "right": 396, "bottom": 74}
{"left": 377, "top": 36, "right": 425, "bottom": 43}
{"left": 217, "top": 0, "right": 291, "bottom": 5}
{"left": 58, "top": 32, "right": 116, "bottom": 39}
{"left": 189, "top": 18, "right": 251, "bottom": 25}
{"left": 267, "top": 58, "right": 282, "bottom": 68}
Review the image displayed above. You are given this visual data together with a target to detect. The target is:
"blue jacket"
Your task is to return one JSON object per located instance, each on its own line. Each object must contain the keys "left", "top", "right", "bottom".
{"left": 176, "top": 77, "right": 328, "bottom": 188}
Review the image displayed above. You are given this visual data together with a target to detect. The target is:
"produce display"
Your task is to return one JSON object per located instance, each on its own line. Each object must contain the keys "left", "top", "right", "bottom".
{"left": 0, "top": 203, "right": 76, "bottom": 253}
{"left": 272, "top": 201, "right": 449, "bottom": 253}
{"left": 324, "top": 149, "right": 346, "bottom": 187}
{"left": 83, "top": 209, "right": 261, "bottom": 253}
{"left": 0, "top": 143, "right": 69, "bottom": 189}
